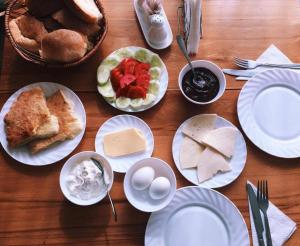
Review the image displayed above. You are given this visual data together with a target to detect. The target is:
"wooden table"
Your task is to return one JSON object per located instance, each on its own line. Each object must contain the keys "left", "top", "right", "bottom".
{"left": 1, "top": 0, "right": 300, "bottom": 245}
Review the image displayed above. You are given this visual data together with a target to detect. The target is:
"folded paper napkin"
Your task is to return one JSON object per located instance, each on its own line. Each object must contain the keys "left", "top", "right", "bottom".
{"left": 247, "top": 181, "right": 296, "bottom": 246}
{"left": 237, "top": 44, "right": 293, "bottom": 80}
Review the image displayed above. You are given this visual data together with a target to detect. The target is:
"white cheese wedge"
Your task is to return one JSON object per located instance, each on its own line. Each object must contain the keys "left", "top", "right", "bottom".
{"left": 182, "top": 114, "right": 217, "bottom": 144}
{"left": 103, "top": 128, "right": 146, "bottom": 157}
{"left": 202, "top": 127, "right": 238, "bottom": 158}
{"left": 179, "top": 137, "right": 205, "bottom": 169}
{"left": 197, "top": 147, "right": 231, "bottom": 183}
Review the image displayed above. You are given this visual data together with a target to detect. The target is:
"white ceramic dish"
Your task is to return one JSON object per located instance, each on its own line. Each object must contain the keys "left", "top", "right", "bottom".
{"left": 60, "top": 151, "right": 114, "bottom": 206}
{"left": 124, "top": 157, "right": 176, "bottom": 212}
{"left": 0, "top": 82, "right": 86, "bottom": 166}
{"left": 172, "top": 114, "right": 247, "bottom": 188}
{"left": 145, "top": 186, "right": 250, "bottom": 246}
{"left": 133, "top": 0, "right": 173, "bottom": 50}
{"left": 238, "top": 69, "right": 300, "bottom": 158}
{"left": 97, "top": 46, "right": 168, "bottom": 112}
{"left": 95, "top": 114, "right": 154, "bottom": 173}
{"left": 178, "top": 60, "right": 226, "bottom": 105}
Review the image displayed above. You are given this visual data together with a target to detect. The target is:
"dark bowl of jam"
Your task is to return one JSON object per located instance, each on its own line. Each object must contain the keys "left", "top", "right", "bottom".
{"left": 178, "top": 60, "right": 226, "bottom": 105}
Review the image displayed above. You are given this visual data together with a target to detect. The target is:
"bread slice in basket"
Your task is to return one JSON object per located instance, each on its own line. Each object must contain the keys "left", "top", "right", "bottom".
{"left": 29, "top": 90, "right": 83, "bottom": 153}
{"left": 4, "top": 87, "right": 59, "bottom": 148}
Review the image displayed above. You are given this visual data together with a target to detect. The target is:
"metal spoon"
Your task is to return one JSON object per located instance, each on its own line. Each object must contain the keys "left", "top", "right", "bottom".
{"left": 91, "top": 158, "right": 117, "bottom": 222}
{"left": 176, "top": 35, "right": 207, "bottom": 89}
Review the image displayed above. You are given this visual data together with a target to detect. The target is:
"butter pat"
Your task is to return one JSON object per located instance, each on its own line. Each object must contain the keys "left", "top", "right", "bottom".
{"left": 103, "top": 128, "right": 147, "bottom": 157}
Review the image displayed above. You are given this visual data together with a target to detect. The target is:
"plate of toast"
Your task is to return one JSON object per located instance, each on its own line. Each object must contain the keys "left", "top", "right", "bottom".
{"left": 0, "top": 82, "right": 86, "bottom": 166}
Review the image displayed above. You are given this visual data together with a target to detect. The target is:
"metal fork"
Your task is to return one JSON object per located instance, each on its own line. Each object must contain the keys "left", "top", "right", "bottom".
{"left": 234, "top": 57, "right": 300, "bottom": 69}
{"left": 257, "top": 180, "right": 272, "bottom": 246}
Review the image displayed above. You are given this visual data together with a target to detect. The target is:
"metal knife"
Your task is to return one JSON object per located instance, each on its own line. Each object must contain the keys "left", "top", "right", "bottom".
{"left": 247, "top": 184, "right": 265, "bottom": 246}
{"left": 223, "top": 69, "right": 258, "bottom": 78}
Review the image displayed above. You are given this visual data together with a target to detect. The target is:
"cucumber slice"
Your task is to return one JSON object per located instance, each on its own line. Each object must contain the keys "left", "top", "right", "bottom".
{"left": 115, "top": 48, "right": 134, "bottom": 59}
{"left": 97, "top": 65, "right": 111, "bottom": 85}
{"left": 134, "top": 48, "right": 151, "bottom": 63}
{"left": 149, "top": 67, "right": 161, "bottom": 80}
{"left": 97, "top": 82, "right": 116, "bottom": 98}
{"left": 104, "top": 96, "right": 116, "bottom": 103}
{"left": 143, "top": 93, "right": 156, "bottom": 106}
{"left": 150, "top": 54, "right": 163, "bottom": 68}
{"left": 101, "top": 55, "right": 121, "bottom": 69}
{"left": 130, "top": 98, "right": 144, "bottom": 109}
{"left": 150, "top": 79, "right": 160, "bottom": 84}
{"left": 148, "top": 81, "right": 160, "bottom": 96}
{"left": 116, "top": 97, "right": 131, "bottom": 109}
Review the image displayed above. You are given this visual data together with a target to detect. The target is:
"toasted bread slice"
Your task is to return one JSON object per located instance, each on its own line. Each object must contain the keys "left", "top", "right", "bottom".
{"left": 64, "top": 0, "right": 103, "bottom": 24}
{"left": 4, "top": 87, "right": 59, "bottom": 147}
{"left": 29, "top": 90, "right": 83, "bottom": 153}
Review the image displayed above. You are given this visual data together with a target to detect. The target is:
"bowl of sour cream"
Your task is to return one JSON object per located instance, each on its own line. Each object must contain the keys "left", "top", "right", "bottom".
{"left": 60, "top": 151, "right": 114, "bottom": 206}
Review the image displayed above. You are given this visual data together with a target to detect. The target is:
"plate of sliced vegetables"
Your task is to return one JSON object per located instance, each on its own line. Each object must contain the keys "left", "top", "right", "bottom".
{"left": 97, "top": 46, "right": 168, "bottom": 112}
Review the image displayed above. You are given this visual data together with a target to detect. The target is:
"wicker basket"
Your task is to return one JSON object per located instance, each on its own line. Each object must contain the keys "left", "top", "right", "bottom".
{"left": 4, "top": 0, "right": 108, "bottom": 68}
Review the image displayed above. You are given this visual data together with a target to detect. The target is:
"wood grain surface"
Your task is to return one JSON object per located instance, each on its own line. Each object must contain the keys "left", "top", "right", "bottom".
{"left": 1, "top": 0, "right": 300, "bottom": 245}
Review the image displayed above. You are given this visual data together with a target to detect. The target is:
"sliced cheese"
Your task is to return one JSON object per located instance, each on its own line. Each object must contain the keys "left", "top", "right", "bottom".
{"left": 179, "top": 136, "right": 205, "bottom": 169}
{"left": 197, "top": 147, "right": 231, "bottom": 183}
{"left": 202, "top": 127, "right": 237, "bottom": 158}
{"left": 182, "top": 114, "right": 217, "bottom": 144}
{"left": 103, "top": 128, "right": 146, "bottom": 157}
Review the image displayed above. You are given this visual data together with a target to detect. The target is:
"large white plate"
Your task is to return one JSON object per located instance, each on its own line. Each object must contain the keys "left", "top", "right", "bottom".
{"left": 0, "top": 82, "right": 86, "bottom": 166}
{"left": 145, "top": 186, "right": 249, "bottom": 246}
{"left": 238, "top": 69, "right": 300, "bottom": 158}
{"left": 97, "top": 46, "right": 168, "bottom": 112}
{"left": 172, "top": 114, "right": 247, "bottom": 188}
{"left": 95, "top": 115, "right": 154, "bottom": 173}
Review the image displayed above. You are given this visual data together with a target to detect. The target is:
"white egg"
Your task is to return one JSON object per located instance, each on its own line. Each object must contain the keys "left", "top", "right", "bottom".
{"left": 131, "top": 166, "right": 155, "bottom": 191}
{"left": 149, "top": 177, "right": 171, "bottom": 200}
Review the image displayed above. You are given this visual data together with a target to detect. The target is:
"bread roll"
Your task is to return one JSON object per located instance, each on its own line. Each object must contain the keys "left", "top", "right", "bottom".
{"left": 52, "top": 8, "right": 100, "bottom": 38}
{"left": 26, "top": 0, "right": 64, "bottom": 17}
{"left": 9, "top": 15, "right": 48, "bottom": 53}
{"left": 64, "top": 0, "right": 102, "bottom": 24}
{"left": 40, "top": 29, "right": 88, "bottom": 63}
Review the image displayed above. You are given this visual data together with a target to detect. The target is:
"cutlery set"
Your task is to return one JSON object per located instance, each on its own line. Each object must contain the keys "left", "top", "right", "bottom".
{"left": 247, "top": 181, "right": 272, "bottom": 246}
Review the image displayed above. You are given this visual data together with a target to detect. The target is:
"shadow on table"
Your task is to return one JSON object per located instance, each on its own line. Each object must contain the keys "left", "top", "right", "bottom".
{"left": 59, "top": 199, "right": 111, "bottom": 240}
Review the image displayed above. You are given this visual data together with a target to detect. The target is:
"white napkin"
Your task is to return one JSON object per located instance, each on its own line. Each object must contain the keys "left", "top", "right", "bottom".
{"left": 237, "top": 44, "right": 293, "bottom": 80}
{"left": 247, "top": 181, "right": 297, "bottom": 246}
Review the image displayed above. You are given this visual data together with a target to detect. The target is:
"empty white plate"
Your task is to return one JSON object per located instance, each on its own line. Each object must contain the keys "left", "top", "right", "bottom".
{"left": 172, "top": 114, "right": 247, "bottom": 188}
{"left": 145, "top": 186, "right": 249, "bottom": 246}
{"left": 0, "top": 82, "right": 86, "bottom": 166}
{"left": 238, "top": 69, "right": 300, "bottom": 158}
{"left": 95, "top": 115, "right": 154, "bottom": 173}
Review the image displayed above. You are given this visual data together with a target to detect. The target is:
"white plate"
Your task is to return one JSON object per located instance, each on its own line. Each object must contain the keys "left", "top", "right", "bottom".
{"left": 145, "top": 186, "right": 250, "bottom": 246}
{"left": 0, "top": 82, "right": 86, "bottom": 166}
{"left": 172, "top": 114, "right": 247, "bottom": 188}
{"left": 133, "top": 0, "right": 173, "bottom": 50}
{"left": 95, "top": 115, "right": 154, "bottom": 173}
{"left": 124, "top": 157, "right": 176, "bottom": 212}
{"left": 97, "top": 46, "right": 168, "bottom": 112}
{"left": 238, "top": 69, "right": 300, "bottom": 158}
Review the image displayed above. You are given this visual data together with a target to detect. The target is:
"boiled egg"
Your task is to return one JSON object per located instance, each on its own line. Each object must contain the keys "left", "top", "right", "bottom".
{"left": 149, "top": 177, "right": 171, "bottom": 200}
{"left": 131, "top": 166, "right": 155, "bottom": 190}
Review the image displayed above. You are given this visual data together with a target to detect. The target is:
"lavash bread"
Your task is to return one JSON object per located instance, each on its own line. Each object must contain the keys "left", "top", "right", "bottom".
{"left": 9, "top": 15, "right": 48, "bottom": 53}
{"left": 4, "top": 87, "right": 59, "bottom": 148}
{"left": 25, "top": 0, "right": 64, "bottom": 17}
{"left": 52, "top": 8, "right": 100, "bottom": 38}
{"left": 40, "top": 29, "right": 88, "bottom": 63}
{"left": 64, "top": 0, "right": 103, "bottom": 24}
{"left": 30, "top": 90, "right": 83, "bottom": 153}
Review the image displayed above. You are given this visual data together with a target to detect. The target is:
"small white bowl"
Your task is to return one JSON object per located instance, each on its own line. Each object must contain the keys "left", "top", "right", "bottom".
{"left": 124, "top": 157, "right": 177, "bottom": 213}
{"left": 60, "top": 151, "right": 114, "bottom": 206}
{"left": 178, "top": 60, "right": 226, "bottom": 105}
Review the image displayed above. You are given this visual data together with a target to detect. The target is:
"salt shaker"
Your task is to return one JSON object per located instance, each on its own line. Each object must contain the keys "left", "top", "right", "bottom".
{"left": 148, "top": 14, "right": 167, "bottom": 45}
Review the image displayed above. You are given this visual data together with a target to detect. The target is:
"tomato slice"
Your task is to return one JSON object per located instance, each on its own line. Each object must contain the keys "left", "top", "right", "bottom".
{"left": 120, "top": 58, "right": 139, "bottom": 73}
{"left": 136, "top": 73, "right": 150, "bottom": 90}
{"left": 135, "top": 63, "right": 150, "bottom": 76}
{"left": 111, "top": 68, "right": 123, "bottom": 91}
{"left": 124, "top": 60, "right": 138, "bottom": 75}
{"left": 127, "top": 85, "right": 147, "bottom": 99}
{"left": 116, "top": 86, "right": 130, "bottom": 98}
{"left": 120, "top": 74, "right": 136, "bottom": 88}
